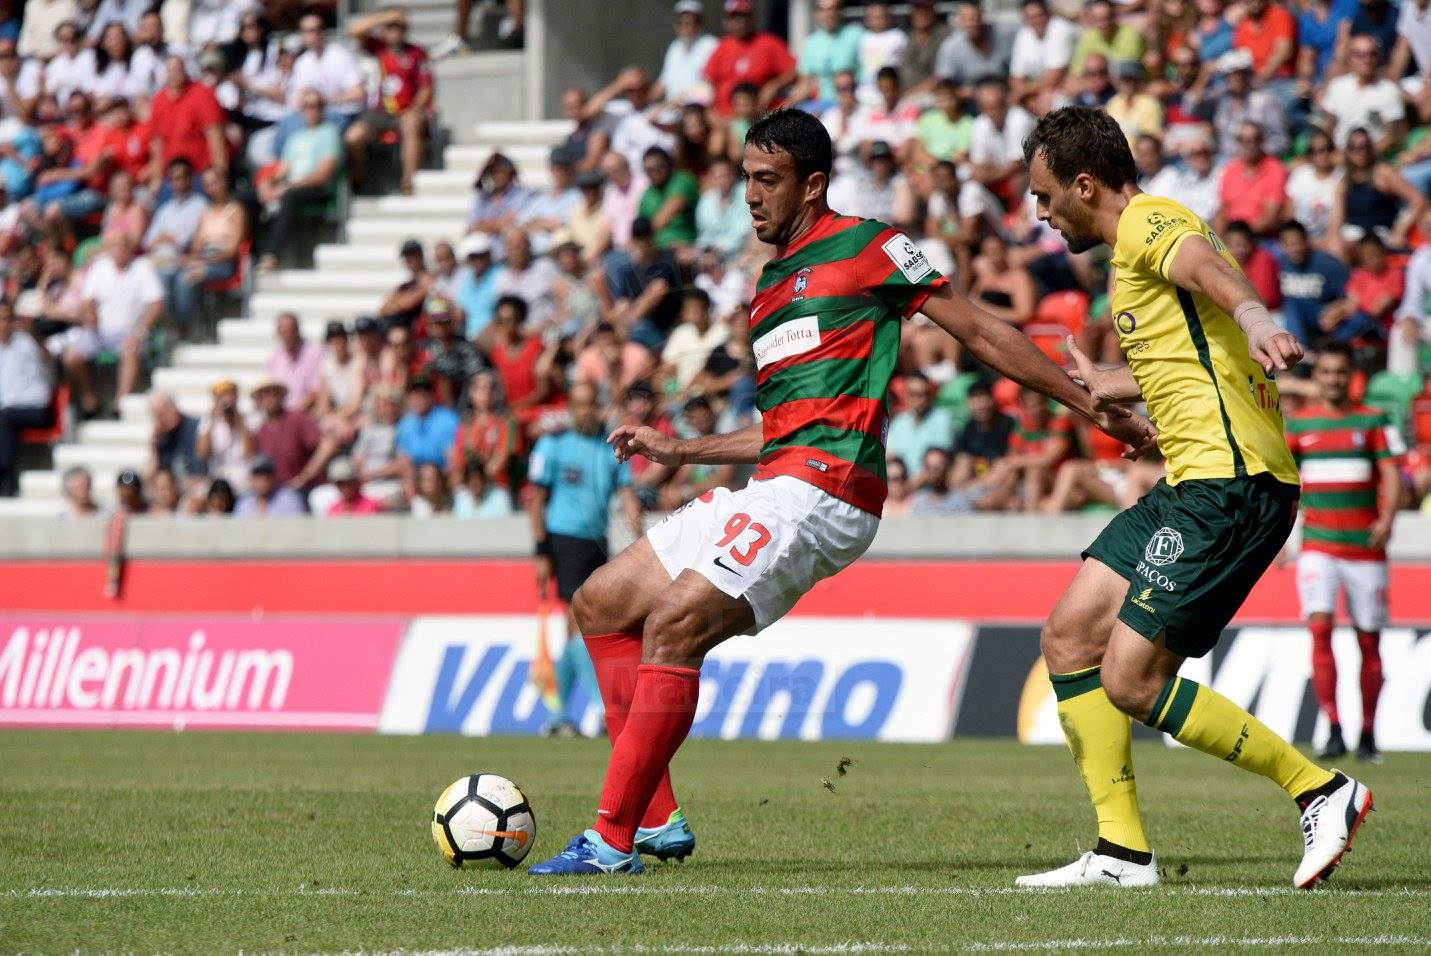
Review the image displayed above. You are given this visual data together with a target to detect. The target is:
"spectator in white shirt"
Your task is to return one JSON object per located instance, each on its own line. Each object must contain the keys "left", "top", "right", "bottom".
{"left": 654, "top": 1, "right": 718, "bottom": 104}
{"left": 660, "top": 288, "right": 729, "bottom": 392}
{"left": 600, "top": 67, "right": 676, "bottom": 179}
{"left": 968, "top": 77, "right": 1034, "bottom": 188}
{"left": 86, "top": 0, "right": 146, "bottom": 41}
{"left": 1009, "top": 0, "right": 1079, "bottom": 112}
{"left": 1285, "top": 129, "right": 1343, "bottom": 247}
{"left": 45, "top": 21, "right": 97, "bottom": 104}
{"left": 1320, "top": 35, "right": 1406, "bottom": 152}
{"left": 1389, "top": 206, "right": 1431, "bottom": 374}
{"left": 857, "top": 3, "right": 906, "bottom": 101}
{"left": 1390, "top": 0, "right": 1431, "bottom": 115}
{"left": 0, "top": 303, "right": 53, "bottom": 496}
{"left": 18, "top": 0, "right": 79, "bottom": 59}
{"left": 273, "top": 13, "right": 365, "bottom": 153}
{"left": 493, "top": 227, "right": 559, "bottom": 329}
{"left": 850, "top": 66, "right": 920, "bottom": 155}
{"left": 56, "top": 231, "right": 163, "bottom": 414}
{"left": 1149, "top": 139, "right": 1223, "bottom": 224}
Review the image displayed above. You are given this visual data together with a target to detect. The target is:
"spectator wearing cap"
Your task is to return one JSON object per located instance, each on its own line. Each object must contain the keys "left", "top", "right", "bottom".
{"left": 703, "top": 0, "right": 797, "bottom": 117}
{"left": 395, "top": 372, "right": 460, "bottom": 472}
{"left": 1274, "top": 219, "right": 1353, "bottom": 349}
{"left": 1321, "top": 35, "right": 1406, "bottom": 154}
{"left": 659, "top": 288, "right": 729, "bottom": 394}
{"left": 115, "top": 468, "right": 147, "bottom": 515}
{"left": 317, "top": 321, "right": 365, "bottom": 423}
{"left": 935, "top": 0, "right": 1014, "bottom": 97}
{"left": 1070, "top": 0, "right": 1145, "bottom": 76}
{"left": 1216, "top": 122, "right": 1288, "bottom": 238}
{"left": 422, "top": 298, "right": 485, "bottom": 407}
{"left": 264, "top": 312, "right": 325, "bottom": 412}
{"left": 345, "top": 7, "right": 433, "bottom": 196}
{"left": 252, "top": 375, "right": 328, "bottom": 492}
{"left": 1206, "top": 50, "right": 1287, "bottom": 161}
{"left": 598, "top": 151, "right": 646, "bottom": 250}
{"left": 850, "top": 66, "right": 920, "bottom": 155}
{"left": 57, "top": 230, "right": 163, "bottom": 415}
{"left": 796, "top": 0, "right": 862, "bottom": 106}
{"left": 655, "top": 1, "right": 719, "bottom": 104}
{"left": 255, "top": 89, "right": 343, "bottom": 273}
{"left": 637, "top": 146, "right": 699, "bottom": 249}
{"left": 234, "top": 453, "right": 306, "bottom": 516}
{"left": 0, "top": 303, "right": 53, "bottom": 496}
{"left": 455, "top": 234, "right": 503, "bottom": 339}
{"left": 323, "top": 456, "right": 383, "bottom": 516}
{"left": 568, "top": 168, "right": 613, "bottom": 262}
{"left": 520, "top": 147, "right": 582, "bottom": 255}
{"left": 900, "top": 0, "right": 950, "bottom": 96}
{"left": 695, "top": 156, "right": 752, "bottom": 257}
{"left": 379, "top": 239, "right": 432, "bottom": 330}
{"left": 967, "top": 77, "right": 1034, "bottom": 190}
{"left": 466, "top": 152, "right": 532, "bottom": 260}
{"left": 146, "top": 391, "right": 202, "bottom": 487}
{"left": 1009, "top": 0, "right": 1079, "bottom": 110}
{"left": 147, "top": 53, "right": 226, "bottom": 194}
{"left": 1105, "top": 61, "right": 1163, "bottom": 145}
{"left": 196, "top": 378, "right": 254, "bottom": 491}
{"left": 493, "top": 227, "right": 559, "bottom": 328}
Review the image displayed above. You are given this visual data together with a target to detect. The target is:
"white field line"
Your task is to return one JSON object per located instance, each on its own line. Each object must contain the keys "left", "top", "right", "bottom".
{"left": 8, "top": 884, "right": 1430, "bottom": 901}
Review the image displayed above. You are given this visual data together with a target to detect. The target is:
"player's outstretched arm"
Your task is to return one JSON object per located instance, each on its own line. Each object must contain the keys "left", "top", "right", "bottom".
{"left": 1166, "top": 234, "right": 1304, "bottom": 373}
{"left": 919, "top": 285, "right": 1157, "bottom": 459}
{"left": 608, "top": 422, "right": 763, "bottom": 467}
{"left": 1066, "top": 336, "right": 1142, "bottom": 409}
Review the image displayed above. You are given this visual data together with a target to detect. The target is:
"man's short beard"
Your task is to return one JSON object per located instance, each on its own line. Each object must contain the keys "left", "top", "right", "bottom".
{"left": 1064, "top": 229, "right": 1101, "bottom": 254}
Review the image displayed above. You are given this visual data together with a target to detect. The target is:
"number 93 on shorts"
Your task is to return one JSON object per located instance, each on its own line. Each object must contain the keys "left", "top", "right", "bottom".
{"left": 646, "top": 475, "right": 880, "bottom": 633}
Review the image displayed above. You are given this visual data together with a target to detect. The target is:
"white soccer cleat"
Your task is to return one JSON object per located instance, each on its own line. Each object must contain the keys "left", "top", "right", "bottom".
{"left": 1015, "top": 850, "right": 1160, "bottom": 888}
{"left": 1295, "top": 772, "right": 1374, "bottom": 889}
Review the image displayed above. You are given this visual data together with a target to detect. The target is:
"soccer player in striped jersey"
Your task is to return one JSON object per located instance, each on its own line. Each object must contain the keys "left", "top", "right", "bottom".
{"left": 527, "top": 108, "right": 1155, "bottom": 876}
{"left": 1018, "top": 107, "right": 1373, "bottom": 890}
{"left": 1286, "top": 343, "right": 1404, "bottom": 764}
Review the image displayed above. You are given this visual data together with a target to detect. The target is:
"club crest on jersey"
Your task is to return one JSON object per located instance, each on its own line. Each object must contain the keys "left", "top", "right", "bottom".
{"left": 881, "top": 234, "right": 932, "bottom": 282}
{"left": 792, "top": 267, "right": 811, "bottom": 299}
{"left": 1144, "top": 527, "right": 1184, "bottom": 567}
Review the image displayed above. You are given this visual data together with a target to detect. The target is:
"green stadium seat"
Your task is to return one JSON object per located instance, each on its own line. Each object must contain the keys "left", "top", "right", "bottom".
{"left": 1363, "top": 370, "right": 1422, "bottom": 433}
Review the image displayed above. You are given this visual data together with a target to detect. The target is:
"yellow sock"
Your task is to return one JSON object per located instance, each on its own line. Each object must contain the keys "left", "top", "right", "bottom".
{"left": 1052, "top": 667, "right": 1149, "bottom": 853}
{"left": 1146, "top": 676, "right": 1335, "bottom": 800}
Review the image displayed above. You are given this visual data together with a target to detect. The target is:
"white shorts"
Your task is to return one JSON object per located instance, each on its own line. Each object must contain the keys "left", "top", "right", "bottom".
{"left": 45, "top": 325, "right": 127, "bottom": 360}
{"left": 647, "top": 475, "right": 879, "bottom": 633}
{"left": 1296, "top": 550, "right": 1388, "bottom": 631}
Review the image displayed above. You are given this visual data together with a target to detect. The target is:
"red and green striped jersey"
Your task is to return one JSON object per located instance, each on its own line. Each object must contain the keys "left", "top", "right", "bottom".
{"left": 1286, "top": 403, "right": 1403, "bottom": 559}
{"left": 749, "top": 211, "right": 947, "bottom": 515}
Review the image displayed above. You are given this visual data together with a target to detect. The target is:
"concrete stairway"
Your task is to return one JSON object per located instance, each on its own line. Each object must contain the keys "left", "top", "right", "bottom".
{"left": 3, "top": 119, "right": 571, "bottom": 514}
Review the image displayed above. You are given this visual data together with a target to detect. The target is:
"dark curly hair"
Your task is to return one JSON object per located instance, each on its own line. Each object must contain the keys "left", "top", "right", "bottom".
{"left": 1022, "top": 107, "right": 1137, "bottom": 190}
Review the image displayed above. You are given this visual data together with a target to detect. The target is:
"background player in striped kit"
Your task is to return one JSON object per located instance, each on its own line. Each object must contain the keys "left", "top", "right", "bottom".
{"left": 525, "top": 108, "right": 1156, "bottom": 876}
{"left": 1286, "top": 342, "right": 1404, "bottom": 763}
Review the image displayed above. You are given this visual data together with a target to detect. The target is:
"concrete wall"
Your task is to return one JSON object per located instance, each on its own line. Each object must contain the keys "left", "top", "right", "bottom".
{"left": 11, "top": 514, "right": 1431, "bottom": 559}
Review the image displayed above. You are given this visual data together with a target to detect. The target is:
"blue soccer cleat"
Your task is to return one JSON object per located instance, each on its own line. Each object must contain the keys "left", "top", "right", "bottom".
{"left": 527, "top": 829, "right": 645, "bottom": 876}
{"left": 634, "top": 809, "right": 696, "bottom": 861}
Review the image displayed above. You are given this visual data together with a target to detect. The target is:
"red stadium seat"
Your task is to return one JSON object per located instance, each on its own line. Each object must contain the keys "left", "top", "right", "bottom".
{"left": 1024, "top": 290, "right": 1090, "bottom": 362}
{"left": 19, "top": 383, "right": 69, "bottom": 446}
{"left": 1412, "top": 397, "right": 1431, "bottom": 446}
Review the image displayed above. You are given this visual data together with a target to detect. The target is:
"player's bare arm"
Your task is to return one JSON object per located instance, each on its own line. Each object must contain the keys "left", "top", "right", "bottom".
{"left": 1370, "top": 455, "right": 1401, "bottom": 551}
{"left": 919, "top": 284, "right": 1158, "bottom": 459}
{"left": 1065, "top": 336, "right": 1142, "bottom": 409}
{"left": 1166, "top": 234, "right": 1304, "bottom": 373}
{"left": 608, "top": 421, "right": 762, "bottom": 467}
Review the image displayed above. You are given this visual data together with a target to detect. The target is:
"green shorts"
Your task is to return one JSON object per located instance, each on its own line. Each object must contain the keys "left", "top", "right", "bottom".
{"left": 1083, "top": 473, "right": 1300, "bottom": 658}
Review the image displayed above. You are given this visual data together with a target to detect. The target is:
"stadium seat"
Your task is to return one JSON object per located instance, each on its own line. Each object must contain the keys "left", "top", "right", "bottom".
{"left": 1365, "top": 371, "right": 1422, "bottom": 433}
{"left": 18, "top": 382, "right": 69, "bottom": 446}
{"left": 1024, "top": 290, "right": 1089, "bottom": 362}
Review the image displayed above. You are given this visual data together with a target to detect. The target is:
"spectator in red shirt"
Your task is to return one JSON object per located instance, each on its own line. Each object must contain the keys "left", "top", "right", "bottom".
{"left": 146, "top": 53, "right": 226, "bottom": 196}
{"left": 487, "top": 294, "right": 548, "bottom": 413}
{"left": 1234, "top": 0, "right": 1297, "bottom": 83}
{"left": 703, "top": 0, "right": 797, "bottom": 116}
{"left": 345, "top": 7, "right": 434, "bottom": 196}
{"left": 1224, "top": 219, "right": 1284, "bottom": 309}
{"left": 324, "top": 456, "right": 384, "bottom": 515}
{"left": 251, "top": 376, "right": 327, "bottom": 491}
{"left": 1344, "top": 233, "right": 1404, "bottom": 335}
{"left": 33, "top": 92, "right": 123, "bottom": 245}
{"left": 1216, "top": 121, "right": 1287, "bottom": 237}
{"left": 1004, "top": 387, "right": 1075, "bottom": 511}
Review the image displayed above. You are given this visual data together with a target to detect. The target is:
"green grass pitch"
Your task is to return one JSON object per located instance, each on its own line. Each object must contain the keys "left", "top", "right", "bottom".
{"left": 2, "top": 730, "right": 1428, "bottom": 954}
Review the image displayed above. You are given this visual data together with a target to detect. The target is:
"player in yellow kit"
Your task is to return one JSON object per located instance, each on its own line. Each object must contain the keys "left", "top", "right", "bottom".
{"left": 1016, "top": 108, "right": 1373, "bottom": 890}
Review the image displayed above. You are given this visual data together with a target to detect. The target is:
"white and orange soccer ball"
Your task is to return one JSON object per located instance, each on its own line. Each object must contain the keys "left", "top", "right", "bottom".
{"left": 431, "top": 773, "right": 537, "bottom": 869}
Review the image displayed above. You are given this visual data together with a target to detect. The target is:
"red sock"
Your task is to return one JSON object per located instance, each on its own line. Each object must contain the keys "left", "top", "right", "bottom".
{"left": 1309, "top": 618, "right": 1339, "bottom": 724}
{"left": 593, "top": 664, "right": 699, "bottom": 853}
{"left": 583, "top": 634, "right": 681, "bottom": 830}
{"left": 1355, "top": 629, "right": 1383, "bottom": 731}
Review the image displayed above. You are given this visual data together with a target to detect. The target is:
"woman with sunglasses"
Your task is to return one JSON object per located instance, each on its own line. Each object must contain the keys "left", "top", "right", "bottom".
{"left": 1328, "top": 126, "right": 1426, "bottom": 258}
{"left": 1285, "top": 129, "right": 1342, "bottom": 250}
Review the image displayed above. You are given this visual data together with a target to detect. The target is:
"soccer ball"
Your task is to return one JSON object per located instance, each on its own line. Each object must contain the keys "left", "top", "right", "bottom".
{"left": 431, "top": 773, "right": 537, "bottom": 869}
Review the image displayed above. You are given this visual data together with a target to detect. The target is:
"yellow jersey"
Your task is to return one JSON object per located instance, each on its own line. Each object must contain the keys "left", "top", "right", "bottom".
{"left": 1110, "top": 193, "right": 1299, "bottom": 487}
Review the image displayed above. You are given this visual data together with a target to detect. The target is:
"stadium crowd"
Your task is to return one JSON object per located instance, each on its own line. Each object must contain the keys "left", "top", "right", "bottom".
{"left": 12, "top": 0, "right": 1431, "bottom": 521}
